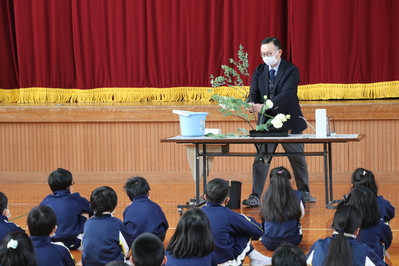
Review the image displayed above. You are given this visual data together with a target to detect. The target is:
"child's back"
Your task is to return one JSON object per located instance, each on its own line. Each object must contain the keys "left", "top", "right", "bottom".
{"left": 351, "top": 168, "right": 395, "bottom": 222}
{"left": 202, "top": 178, "right": 269, "bottom": 266}
{"left": 0, "top": 192, "right": 25, "bottom": 242}
{"left": 123, "top": 177, "right": 168, "bottom": 242}
{"left": 165, "top": 208, "right": 214, "bottom": 266}
{"left": 82, "top": 186, "right": 132, "bottom": 266}
{"left": 307, "top": 205, "right": 385, "bottom": 266}
{"left": 28, "top": 205, "right": 75, "bottom": 266}
{"left": 259, "top": 167, "right": 305, "bottom": 251}
{"left": 40, "top": 168, "right": 93, "bottom": 250}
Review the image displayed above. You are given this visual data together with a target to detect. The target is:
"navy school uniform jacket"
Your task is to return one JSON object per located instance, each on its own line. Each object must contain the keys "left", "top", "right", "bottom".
{"left": 82, "top": 213, "right": 132, "bottom": 266}
{"left": 165, "top": 251, "right": 214, "bottom": 266}
{"left": 306, "top": 234, "right": 385, "bottom": 266}
{"left": 30, "top": 236, "right": 75, "bottom": 266}
{"left": 357, "top": 220, "right": 392, "bottom": 258}
{"left": 123, "top": 195, "right": 169, "bottom": 242}
{"left": 0, "top": 215, "right": 25, "bottom": 242}
{"left": 201, "top": 202, "right": 264, "bottom": 264}
{"left": 376, "top": 195, "right": 395, "bottom": 222}
{"left": 40, "top": 190, "right": 94, "bottom": 241}
{"left": 262, "top": 190, "right": 304, "bottom": 239}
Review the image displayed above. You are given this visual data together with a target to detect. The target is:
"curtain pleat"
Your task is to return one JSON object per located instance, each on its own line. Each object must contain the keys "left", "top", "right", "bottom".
{"left": 0, "top": 0, "right": 399, "bottom": 102}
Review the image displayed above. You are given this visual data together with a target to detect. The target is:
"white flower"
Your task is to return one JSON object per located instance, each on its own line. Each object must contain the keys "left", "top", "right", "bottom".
{"left": 265, "top": 99, "right": 273, "bottom": 110}
{"left": 271, "top": 118, "right": 284, "bottom": 128}
{"left": 274, "top": 113, "right": 287, "bottom": 122}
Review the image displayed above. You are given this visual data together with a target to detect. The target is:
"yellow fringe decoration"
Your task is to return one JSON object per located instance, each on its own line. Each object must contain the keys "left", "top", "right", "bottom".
{"left": 298, "top": 81, "right": 399, "bottom": 100}
{"left": 0, "top": 81, "right": 398, "bottom": 103}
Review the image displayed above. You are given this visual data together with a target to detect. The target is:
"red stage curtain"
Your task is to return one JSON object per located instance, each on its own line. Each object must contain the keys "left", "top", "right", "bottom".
{"left": 289, "top": 0, "right": 399, "bottom": 84}
{"left": 0, "top": 0, "right": 398, "bottom": 102}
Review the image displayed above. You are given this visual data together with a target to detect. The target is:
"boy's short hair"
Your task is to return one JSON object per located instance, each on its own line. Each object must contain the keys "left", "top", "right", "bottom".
{"left": 48, "top": 168, "right": 74, "bottom": 192}
{"left": 27, "top": 205, "right": 57, "bottom": 237}
{"left": 205, "top": 178, "right": 229, "bottom": 204}
{"left": 131, "top": 233, "right": 164, "bottom": 266}
{"left": 124, "top": 177, "right": 150, "bottom": 201}
{"left": 272, "top": 243, "right": 306, "bottom": 266}
{"left": 90, "top": 186, "right": 117, "bottom": 216}
{"left": 0, "top": 192, "right": 8, "bottom": 213}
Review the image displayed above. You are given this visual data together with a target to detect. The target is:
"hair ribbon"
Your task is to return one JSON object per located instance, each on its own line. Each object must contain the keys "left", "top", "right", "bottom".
{"left": 7, "top": 239, "right": 18, "bottom": 249}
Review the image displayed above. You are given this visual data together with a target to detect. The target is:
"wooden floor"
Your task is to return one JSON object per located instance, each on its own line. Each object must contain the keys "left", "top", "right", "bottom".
{"left": 1, "top": 179, "right": 398, "bottom": 265}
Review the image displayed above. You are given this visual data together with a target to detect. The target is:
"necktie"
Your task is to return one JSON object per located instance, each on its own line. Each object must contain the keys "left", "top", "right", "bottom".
{"left": 270, "top": 69, "right": 276, "bottom": 80}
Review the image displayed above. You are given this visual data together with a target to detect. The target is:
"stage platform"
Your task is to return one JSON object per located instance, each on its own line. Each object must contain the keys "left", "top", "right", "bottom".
{"left": 0, "top": 99, "right": 399, "bottom": 183}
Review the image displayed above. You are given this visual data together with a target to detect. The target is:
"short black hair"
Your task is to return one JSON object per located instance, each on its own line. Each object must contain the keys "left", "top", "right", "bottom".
{"left": 261, "top": 37, "right": 281, "bottom": 50}
{"left": 90, "top": 186, "right": 118, "bottom": 216}
{"left": 272, "top": 243, "right": 306, "bottom": 266}
{"left": 131, "top": 233, "right": 164, "bottom": 266}
{"left": 27, "top": 205, "right": 57, "bottom": 237}
{"left": 48, "top": 168, "right": 73, "bottom": 192}
{"left": 0, "top": 192, "right": 8, "bottom": 213}
{"left": 124, "top": 177, "right": 150, "bottom": 201}
{"left": 205, "top": 178, "right": 229, "bottom": 204}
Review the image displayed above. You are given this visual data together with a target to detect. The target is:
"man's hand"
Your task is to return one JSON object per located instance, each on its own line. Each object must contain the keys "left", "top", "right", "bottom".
{"left": 246, "top": 103, "right": 264, "bottom": 113}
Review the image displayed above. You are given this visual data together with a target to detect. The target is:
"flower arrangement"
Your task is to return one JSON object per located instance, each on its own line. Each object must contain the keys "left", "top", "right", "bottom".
{"left": 209, "top": 45, "right": 290, "bottom": 137}
{"left": 256, "top": 95, "right": 291, "bottom": 131}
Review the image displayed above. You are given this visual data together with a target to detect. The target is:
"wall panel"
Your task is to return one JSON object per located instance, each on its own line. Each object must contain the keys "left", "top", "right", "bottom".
{"left": 1, "top": 101, "right": 398, "bottom": 182}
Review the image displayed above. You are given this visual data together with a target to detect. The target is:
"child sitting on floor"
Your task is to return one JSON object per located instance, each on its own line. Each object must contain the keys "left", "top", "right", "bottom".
{"left": 166, "top": 208, "right": 214, "bottom": 265}
{"left": 131, "top": 233, "right": 166, "bottom": 266}
{"left": 0, "top": 231, "right": 38, "bottom": 266}
{"left": 82, "top": 186, "right": 132, "bottom": 266}
{"left": 123, "top": 176, "right": 168, "bottom": 242}
{"left": 259, "top": 166, "right": 305, "bottom": 251}
{"left": 28, "top": 205, "right": 75, "bottom": 266}
{"left": 306, "top": 204, "right": 385, "bottom": 266}
{"left": 202, "top": 178, "right": 271, "bottom": 266}
{"left": 40, "top": 168, "right": 93, "bottom": 250}
{"left": 0, "top": 192, "right": 25, "bottom": 242}
{"left": 340, "top": 186, "right": 392, "bottom": 261}
{"left": 351, "top": 168, "right": 395, "bottom": 224}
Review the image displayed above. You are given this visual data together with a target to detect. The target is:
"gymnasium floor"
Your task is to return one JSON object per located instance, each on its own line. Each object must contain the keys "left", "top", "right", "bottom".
{"left": 1, "top": 180, "right": 398, "bottom": 265}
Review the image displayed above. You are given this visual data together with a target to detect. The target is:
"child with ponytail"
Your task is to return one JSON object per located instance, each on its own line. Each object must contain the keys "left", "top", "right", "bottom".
{"left": 342, "top": 186, "right": 392, "bottom": 260}
{"left": 351, "top": 168, "right": 395, "bottom": 224}
{"left": 306, "top": 205, "right": 385, "bottom": 266}
{"left": 259, "top": 166, "right": 305, "bottom": 251}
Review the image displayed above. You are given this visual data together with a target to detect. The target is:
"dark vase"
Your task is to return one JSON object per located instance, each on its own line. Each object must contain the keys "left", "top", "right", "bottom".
{"left": 249, "top": 128, "right": 288, "bottom": 137}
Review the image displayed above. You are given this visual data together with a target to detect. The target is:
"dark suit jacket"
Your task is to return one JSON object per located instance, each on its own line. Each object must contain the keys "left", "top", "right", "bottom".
{"left": 249, "top": 59, "right": 307, "bottom": 134}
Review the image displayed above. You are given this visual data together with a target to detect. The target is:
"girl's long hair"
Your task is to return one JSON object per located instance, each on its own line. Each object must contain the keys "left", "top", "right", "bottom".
{"left": 351, "top": 168, "right": 378, "bottom": 196}
{"left": 260, "top": 166, "right": 301, "bottom": 223}
{"left": 166, "top": 208, "right": 214, "bottom": 258}
{"left": 324, "top": 205, "right": 361, "bottom": 266}
{"left": 0, "top": 232, "right": 38, "bottom": 266}
{"left": 345, "top": 186, "right": 380, "bottom": 228}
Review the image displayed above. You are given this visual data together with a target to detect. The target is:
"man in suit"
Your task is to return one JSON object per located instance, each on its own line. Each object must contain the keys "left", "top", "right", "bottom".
{"left": 242, "top": 37, "right": 316, "bottom": 206}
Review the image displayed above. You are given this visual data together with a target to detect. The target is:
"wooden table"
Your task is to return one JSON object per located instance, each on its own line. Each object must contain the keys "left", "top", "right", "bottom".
{"left": 161, "top": 134, "right": 365, "bottom": 212}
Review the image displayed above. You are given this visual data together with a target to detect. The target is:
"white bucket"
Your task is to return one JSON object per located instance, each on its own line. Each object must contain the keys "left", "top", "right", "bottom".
{"left": 173, "top": 110, "right": 208, "bottom": 137}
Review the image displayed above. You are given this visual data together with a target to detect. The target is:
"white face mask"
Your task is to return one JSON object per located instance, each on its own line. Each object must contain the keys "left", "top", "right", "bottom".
{"left": 263, "top": 52, "right": 279, "bottom": 66}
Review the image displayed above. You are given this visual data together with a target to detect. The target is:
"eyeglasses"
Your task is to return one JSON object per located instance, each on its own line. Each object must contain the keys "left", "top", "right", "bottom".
{"left": 260, "top": 50, "right": 279, "bottom": 58}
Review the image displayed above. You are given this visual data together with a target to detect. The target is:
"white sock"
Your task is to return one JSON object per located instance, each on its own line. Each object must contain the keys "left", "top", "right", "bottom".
{"left": 248, "top": 249, "right": 272, "bottom": 265}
